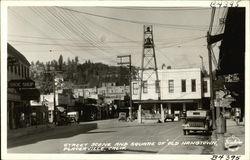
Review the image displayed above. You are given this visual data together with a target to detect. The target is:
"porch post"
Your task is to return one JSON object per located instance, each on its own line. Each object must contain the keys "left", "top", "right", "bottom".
{"left": 138, "top": 104, "right": 142, "bottom": 123}
{"left": 160, "top": 104, "right": 164, "bottom": 122}
{"left": 183, "top": 103, "right": 186, "bottom": 111}
{"left": 167, "top": 103, "right": 172, "bottom": 114}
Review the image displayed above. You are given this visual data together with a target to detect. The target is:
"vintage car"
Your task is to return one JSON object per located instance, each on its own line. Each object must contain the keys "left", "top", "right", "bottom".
{"left": 182, "top": 110, "right": 212, "bottom": 135}
{"left": 118, "top": 112, "right": 127, "bottom": 121}
{"left": 67, "top": 111, "right": 80, "bottom": 124}
{"left": 164, "top": 113, "right": 174, "bottom": 122}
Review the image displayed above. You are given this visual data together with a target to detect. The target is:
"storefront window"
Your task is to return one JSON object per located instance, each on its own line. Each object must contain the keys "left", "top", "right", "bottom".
{"left": 168, "top": 80, "right": 174, "bottom": 93}
{"left": 133, "top": 82, "right": 138, "bottom": 95}
{"left": 181, "top": 79, "right": 186, "bottom": 92}
{"left": 191, "top": 79, "right": 196, "bottom": 92}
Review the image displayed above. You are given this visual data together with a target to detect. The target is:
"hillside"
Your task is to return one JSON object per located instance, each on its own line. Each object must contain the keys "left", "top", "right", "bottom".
{"left": 30, "top": 55, "right": 137, "bottom": 94}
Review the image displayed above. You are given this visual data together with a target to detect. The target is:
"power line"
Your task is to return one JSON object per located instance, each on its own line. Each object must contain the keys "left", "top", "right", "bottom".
{"left": 54, "top": 7, "right": 118, "bottom": 60}
{"left": 159, "top": 36, "right": 206, "bottom": 49}
{"left": 28, "top": 7, "right": 83, "bottom": 57}
{"left": 66, "top": 8, "right": 124, "bottom": 56}
{"left": 9, "top": 35, "right": 206, "bottom": 50}
{"left": 46, "top": 7, "right": 116, "bottom": 63}
{"left": 56, "top": 7, "right": 209, "bottom": 31}
{"left": 9, "top": 34, "right": 207, "bottom": 44}
{"left": 9, "top": 8, "right": 77, "bottom": 58}
{"left": 30, "top": 7, "right": 92, "bottom": 65}
{"left": 101, "top": 7, "right": 211, "bottom": 11}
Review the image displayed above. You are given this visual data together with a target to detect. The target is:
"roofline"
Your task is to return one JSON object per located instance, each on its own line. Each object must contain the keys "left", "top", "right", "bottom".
{"left": 158, "top": 68, "right": 201, "bottom": 72}
{"left": 8, "top": 43, "right": 30, "bottom": 66}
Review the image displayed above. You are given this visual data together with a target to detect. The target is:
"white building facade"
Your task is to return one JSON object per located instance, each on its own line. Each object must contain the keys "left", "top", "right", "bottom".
{"left": 131, "top": 68, "right": 210, "bottom": 121}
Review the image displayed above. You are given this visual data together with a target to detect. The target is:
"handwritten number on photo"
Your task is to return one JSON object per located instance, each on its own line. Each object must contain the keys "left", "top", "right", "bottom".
{"left": 211, "top": 155, "right": 218, "bottom": 160}
{"left": 211, "top": 155, "right": 241, "bottom": 160}
{"left": 210, "top": 1, "right": 240, "bottom": 8}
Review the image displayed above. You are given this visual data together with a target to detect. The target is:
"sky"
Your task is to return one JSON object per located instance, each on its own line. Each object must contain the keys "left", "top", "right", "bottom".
{"left": 7, "top": 6, "right": 227, "bottom": 70}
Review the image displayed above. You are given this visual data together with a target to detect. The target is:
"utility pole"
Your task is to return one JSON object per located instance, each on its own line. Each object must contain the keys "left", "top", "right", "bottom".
{"left": 44, "top": 67, "right": 62, "bottom": 124}
{"left": 117, "top": 55, "right": 133, "bottom": 120}
{"left": 207, "top": 7, "right": 216, "bottom": 130}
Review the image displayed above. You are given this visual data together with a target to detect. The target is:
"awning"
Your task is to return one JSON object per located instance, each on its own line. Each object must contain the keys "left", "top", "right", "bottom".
{"left": 19, "top": 88, "right": 40, "bottom": 100}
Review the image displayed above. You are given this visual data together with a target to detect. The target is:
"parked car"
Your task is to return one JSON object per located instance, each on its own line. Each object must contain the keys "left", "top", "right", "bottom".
{"left": 164, "top": 113, "right": 174, "bottom": 122}
{"left": 118, "top": 112, "right": 127, "bottom": 121}
{"left": 182, "top": 110, "right": 212, "bottom": 135}
{"left": 67, "top": 111, "right": 79, "bottom": 124}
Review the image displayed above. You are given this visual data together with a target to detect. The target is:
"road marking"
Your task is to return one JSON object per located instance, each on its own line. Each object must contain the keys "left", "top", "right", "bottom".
{"left": 157, "top": 133, "right": 182, "bottom": 154}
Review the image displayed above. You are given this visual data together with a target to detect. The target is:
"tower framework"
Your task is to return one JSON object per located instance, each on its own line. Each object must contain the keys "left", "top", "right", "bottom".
{"left": 138, "top": 25, "right": 164, "bottom": 123}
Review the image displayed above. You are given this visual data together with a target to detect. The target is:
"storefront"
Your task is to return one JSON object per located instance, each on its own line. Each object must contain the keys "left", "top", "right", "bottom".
{"left": 7, "top": 43, "right": 40, "bottom": 129}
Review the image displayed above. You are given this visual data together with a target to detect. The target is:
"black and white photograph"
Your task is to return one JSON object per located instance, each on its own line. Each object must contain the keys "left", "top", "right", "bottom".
{"left": 1, "top": 1, "right": 249, "bottom": 160}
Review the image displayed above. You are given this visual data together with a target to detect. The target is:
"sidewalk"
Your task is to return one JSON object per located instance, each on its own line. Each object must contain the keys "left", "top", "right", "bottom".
{"left": 8, "top": 124, "right": 54, "bottom": 140}
{"left": 212, "top": 118, "right": 245, "bottom": 155}
{"left": 8, "top": 123, "right": 97, "bottom": 141}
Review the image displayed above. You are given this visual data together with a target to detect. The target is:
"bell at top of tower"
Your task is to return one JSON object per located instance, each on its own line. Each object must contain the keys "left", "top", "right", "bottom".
{"left": 145, "top": 37, "right": 152, "bottom": 45}
{"left": 146, "top": 27, "right": 151, "bottom": 32}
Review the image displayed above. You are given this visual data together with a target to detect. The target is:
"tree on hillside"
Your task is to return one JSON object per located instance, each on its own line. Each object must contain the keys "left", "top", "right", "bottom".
{"left": 58, "top": 54, "right": 63, "bottom": 71}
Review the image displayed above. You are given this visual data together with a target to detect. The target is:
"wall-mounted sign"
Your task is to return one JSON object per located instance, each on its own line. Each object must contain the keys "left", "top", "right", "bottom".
{"left": 8, "top": 79, "right": 35, "bottom": 88}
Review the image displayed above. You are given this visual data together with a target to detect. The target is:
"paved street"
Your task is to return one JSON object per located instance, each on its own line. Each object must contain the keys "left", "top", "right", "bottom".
{"left": 8, "top": 119, "right": 218, "bottom": 154}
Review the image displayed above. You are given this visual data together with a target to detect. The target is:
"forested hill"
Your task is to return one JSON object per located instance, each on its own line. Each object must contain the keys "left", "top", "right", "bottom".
{"left": 30, "top": 55, "right": 137, "bottom": 94}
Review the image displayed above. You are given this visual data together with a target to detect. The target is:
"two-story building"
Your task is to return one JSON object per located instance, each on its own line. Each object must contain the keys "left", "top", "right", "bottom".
{"left": 81, "top": 83, "right": 130, "bottom": 104}
{"left": 7, "top": 43, "right": 40, "bottom": 129}
{"left": 38, "top": 89, "right": 77, "bottom": 123}
{"left": 132, "top": 68, "right": 210, "bottom": 122}
{"left": 97, "top": 82, "right": 130, "bottom": 104}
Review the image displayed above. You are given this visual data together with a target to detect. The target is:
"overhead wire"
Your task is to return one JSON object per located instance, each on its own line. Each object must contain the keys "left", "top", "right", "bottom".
{"left": 66, "top": 8, "right": 124, "bottom": 57}
{"left": 101, "top": 7, "right": 211, "bottom": 11}
{"left": 53, "top": 7, "right": 120, "bottom": 63}
{"left": 75, "top": 14, "right": 208, "bottom": 68}
{"left": 56, "top": 7, "right": 210, "bottom": 31}
{"left": 9, "top": 34, "right": 207, "bottom": 45}
{"left": 8, "top": 8, "right": 84, "bottom": 61}
{"left": 76, "top": 14, "right": 185, "bottom": 66}
{"left": 45, "top": 7, "right": 116, "bottom": 63}
{"left": 28, "top": 7, "right": 88, "bottom": 61}
{"left": 9, "top": 7, "right": 212, "bottom": 67}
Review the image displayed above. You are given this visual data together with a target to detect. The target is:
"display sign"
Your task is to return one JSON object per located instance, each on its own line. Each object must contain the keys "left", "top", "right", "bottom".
{"left": 8, "top": 79, "right": 35, "bottom": 88}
